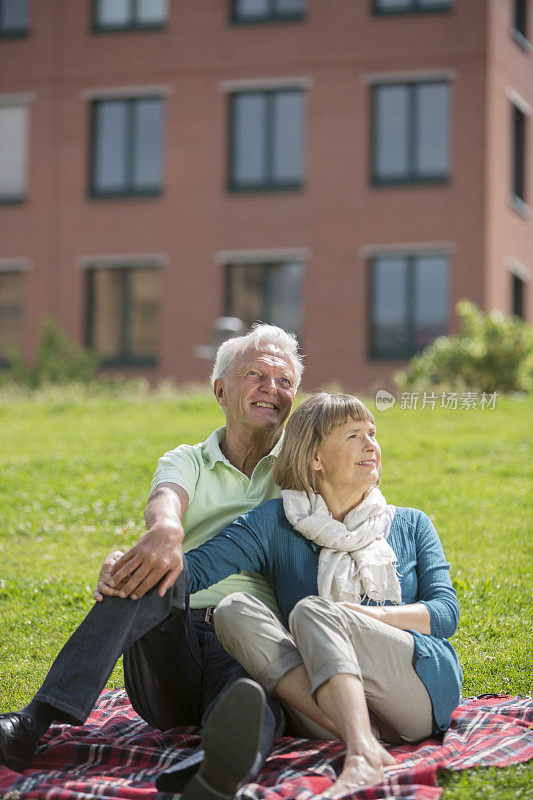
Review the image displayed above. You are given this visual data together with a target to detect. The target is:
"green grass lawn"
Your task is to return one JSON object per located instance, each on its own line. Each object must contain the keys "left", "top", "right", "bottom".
{"left": 0, "top": 385, "right": 531, "bottom": 797}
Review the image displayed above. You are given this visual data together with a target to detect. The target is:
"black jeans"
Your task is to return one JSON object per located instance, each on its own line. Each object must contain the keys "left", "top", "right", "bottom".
{"left": 35, "top": 560, "right": 284, "bottom": 778}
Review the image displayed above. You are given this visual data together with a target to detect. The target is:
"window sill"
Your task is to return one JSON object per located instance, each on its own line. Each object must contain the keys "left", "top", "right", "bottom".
{"left": 99, "top": 358, "right": 158, "bottom": 368}
{"left": 509, "top": 195, "right": 530, "bottom": 219}
{"left": 0, "top": 195, "right": 26, "bottom": 204}
{"left": 89, "top": 189, "right": 162, "bottom": 200}
{"left": 231, "top": 14, "right": 305, "bottom": 24}
{"left": 0, "top": 29, "right": 29, "bottom": 38}
{"left": 228, "top": 182, "right": 303, "bottom": 193}
{"left": 92, "top": 23, "right": 166, "bottom": 33}
{"left": 511, "top": 28, "right": 532, "bottom": 53}
{"left": 371, "top": 176, "right": 449, "bottom": 187}
{"left": 369, "top": 352, "right": 412, "bottom": 361}
{"left": 372, "top": 5, "right": 451, "bottom": 16}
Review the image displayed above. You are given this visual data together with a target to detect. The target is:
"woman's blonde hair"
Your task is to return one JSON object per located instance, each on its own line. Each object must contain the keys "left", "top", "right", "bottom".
{"left": 274, "top": 392, "right": 379, "bottom": 493}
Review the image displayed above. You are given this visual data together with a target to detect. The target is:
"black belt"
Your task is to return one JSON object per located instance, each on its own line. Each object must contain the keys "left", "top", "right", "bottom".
{"left": 191, "top": 606, "right": 216, "bottom": 624}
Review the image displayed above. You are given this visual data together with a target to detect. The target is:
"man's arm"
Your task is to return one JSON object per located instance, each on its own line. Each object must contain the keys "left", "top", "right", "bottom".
{"left": 102, "top": 482, "right": 189, "bottom": 600}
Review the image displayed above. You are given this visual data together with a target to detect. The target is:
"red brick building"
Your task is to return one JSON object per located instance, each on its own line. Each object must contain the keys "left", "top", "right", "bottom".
{"left": 0, "top": 0, "right": 531, "bottom": 390}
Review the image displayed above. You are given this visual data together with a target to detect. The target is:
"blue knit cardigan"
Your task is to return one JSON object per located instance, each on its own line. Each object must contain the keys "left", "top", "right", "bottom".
{"left": 185, "top": 499, "right": 463, "bottom": 733}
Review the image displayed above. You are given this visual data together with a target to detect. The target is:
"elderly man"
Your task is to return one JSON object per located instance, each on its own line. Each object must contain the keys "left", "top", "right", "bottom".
{"left": 0, "top": 324, "right": 303, "bottom": 800}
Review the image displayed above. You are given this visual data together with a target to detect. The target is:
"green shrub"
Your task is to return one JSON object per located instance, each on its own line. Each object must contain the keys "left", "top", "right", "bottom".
{"left": 395, "top": 300, "right": 533, "bottom": 394}
{"left": 2, "top": 316, "right": 98, "bottom": 387}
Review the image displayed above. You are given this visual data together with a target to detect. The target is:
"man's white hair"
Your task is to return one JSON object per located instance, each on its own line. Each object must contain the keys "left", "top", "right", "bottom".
{"left": 210, "top": 323, "right": 304, "bottom": 388}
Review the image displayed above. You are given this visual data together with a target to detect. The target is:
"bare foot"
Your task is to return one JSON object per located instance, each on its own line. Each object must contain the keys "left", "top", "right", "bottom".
{"left": 318, "top": 741, "right": 396, "bottom": 798}
{"left": 375, "top": 739, "right": 396, "bottom": 768}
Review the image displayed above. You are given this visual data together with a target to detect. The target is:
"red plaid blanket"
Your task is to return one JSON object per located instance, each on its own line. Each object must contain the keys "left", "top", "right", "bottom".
{"left": 0, "top": 691, "right": 531, "bottom": 799}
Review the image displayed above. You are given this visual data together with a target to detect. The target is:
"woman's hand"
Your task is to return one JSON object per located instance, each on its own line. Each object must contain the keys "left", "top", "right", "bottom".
{"left": 339, "top": 602, "right": 387, "bottom": 623}
{"left": 338, "top": 600, "right": 431, "bottom": 635}
{"left": 93, "top": 551, "right": 126, "bottom": 601}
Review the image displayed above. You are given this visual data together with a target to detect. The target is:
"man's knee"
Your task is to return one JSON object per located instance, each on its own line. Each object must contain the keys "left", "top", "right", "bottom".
{"left": 91, "top": 593, "right": 137, "bottom": 615}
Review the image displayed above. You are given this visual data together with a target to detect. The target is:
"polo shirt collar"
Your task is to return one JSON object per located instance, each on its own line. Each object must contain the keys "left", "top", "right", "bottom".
{"left": 201, "top": 426, "right": 284, "bottom": 470}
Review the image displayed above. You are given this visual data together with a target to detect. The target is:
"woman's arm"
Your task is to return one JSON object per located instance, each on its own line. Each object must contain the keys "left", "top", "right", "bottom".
{"left": 340, "top": 510, "right": 458, "bottom": 638}
{"left": 412, "top": 511, "right": 459, "bottom": 638}
{"left": 94, "top": 507, "right": 270, "bottom": 601}
{"left": 184, "top": 510, "right": 269, "bottom": 593}
{"left": 339, "top": 601, "right": 430, "bottom": 634}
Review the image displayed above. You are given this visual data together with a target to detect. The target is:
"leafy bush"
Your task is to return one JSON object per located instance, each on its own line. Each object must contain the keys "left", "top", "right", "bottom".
{"left": 395, "top": 300, "right": 533, "bottom": 394}
{"left": 2, "top": 316, "right": 98, "bottom": 387}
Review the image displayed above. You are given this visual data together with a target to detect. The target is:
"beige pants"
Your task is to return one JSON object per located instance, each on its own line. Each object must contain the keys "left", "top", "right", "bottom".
{"left": 214, "top": 592, "right": 434, "bottom": 744}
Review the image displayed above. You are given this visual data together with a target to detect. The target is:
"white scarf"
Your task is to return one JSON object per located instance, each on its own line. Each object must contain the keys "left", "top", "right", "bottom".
{"left": 282, "top": 487, "right": 401, "bottom": 605}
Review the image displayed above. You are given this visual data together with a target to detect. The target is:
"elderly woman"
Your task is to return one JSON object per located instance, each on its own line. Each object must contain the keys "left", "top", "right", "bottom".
{"left": 184, "top": 392, "right": 462, "bottom": 797}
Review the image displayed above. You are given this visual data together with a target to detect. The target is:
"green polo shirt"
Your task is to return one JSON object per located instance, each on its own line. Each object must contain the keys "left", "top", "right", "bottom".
{"left": 150, "top": 426, "right": 282, "bottom": 612}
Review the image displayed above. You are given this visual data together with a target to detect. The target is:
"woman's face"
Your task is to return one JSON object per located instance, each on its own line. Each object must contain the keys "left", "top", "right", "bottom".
{"left": 312, "top": 418, "right": 381, "bottom": 497}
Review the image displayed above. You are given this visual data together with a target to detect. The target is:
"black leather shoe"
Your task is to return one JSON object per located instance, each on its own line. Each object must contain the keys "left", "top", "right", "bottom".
{"left": 157, "top": 678, "right": 266, "bottom": 799}
{"left": 0, "top": 712, "right": 41, "bottom": 772}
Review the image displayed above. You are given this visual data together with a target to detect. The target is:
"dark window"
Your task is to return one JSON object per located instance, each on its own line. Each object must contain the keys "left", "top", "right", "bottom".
{"left": 230, "top": 89, "right": 304, "bottom": 191}
{"left": 513, "top": 0, "right": 528, "bottom": 38}
{"left": 0, "top": 104, "right": 29, "bottom": 201}
{"left": 232, "top": 0, "right": 305, "bottom": 23}
{"left": 0, "top": 271, "right": 23, "bottom": 363}
{"left": 91, "top": 97, "right": 163, "bottom": 197}
{"left": 94, "top": 0, "right": 167, "bottom": 31}
{"left": 511, "top": 104, "right": 526, "bottom": 203}
{"left": 370, "top": 253, "right": 448, "bottom": 359}
{"left": 0, "top": 0, "right": 29, "bottom": 36}
{"left": 86, "top": 266, "right": 160, "bottom": 365}
{"left": 225, "top": 261, "right": 302, "bottom": 333}
{"left": 372, "top": 81, "right": 450, "bottom": 185}
{"left": 512, "top": 274, "right": 524, "bottom": 318}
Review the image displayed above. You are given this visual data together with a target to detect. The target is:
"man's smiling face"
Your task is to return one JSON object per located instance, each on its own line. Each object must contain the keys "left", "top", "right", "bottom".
{"left": 215, "top": 346, "right": 297, "bottom": 436}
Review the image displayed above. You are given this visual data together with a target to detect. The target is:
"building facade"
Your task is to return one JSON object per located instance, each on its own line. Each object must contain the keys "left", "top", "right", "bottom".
{"left": 0, "top": 0, "right": 531, "bottom": 390}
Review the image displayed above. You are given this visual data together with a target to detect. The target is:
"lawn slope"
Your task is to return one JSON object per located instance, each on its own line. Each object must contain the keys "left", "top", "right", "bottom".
{"left": 0, "top": 389, "right": 531, "bottom": 797}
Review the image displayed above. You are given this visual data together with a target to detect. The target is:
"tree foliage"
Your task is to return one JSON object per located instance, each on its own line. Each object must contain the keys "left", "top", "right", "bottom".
{"left": 3, "top": 316, "right": 98, "bottom": 387}
{"left": 395, "top": 300, "right": 532, "bottom": 394}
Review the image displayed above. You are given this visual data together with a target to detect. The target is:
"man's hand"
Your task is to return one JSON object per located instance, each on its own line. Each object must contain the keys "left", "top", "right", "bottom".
{"left": 93, "top": 550, "right": 126, "bottom": 601}
{"left": 108, "top": 518, "right": 185, "bottom": 600}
